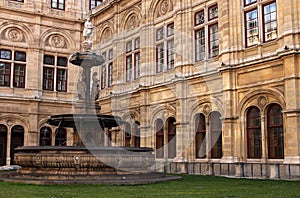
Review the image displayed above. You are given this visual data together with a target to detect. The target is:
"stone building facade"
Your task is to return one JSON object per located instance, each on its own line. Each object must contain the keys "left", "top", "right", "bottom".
{"left": 0, "top": 0, "right": 300, "bottom": 179}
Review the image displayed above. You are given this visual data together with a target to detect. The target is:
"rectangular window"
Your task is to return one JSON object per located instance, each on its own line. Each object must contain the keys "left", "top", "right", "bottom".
{"left": 208, "top": 4, "right": 218, "bottom": 20}
{"left": 126, "top": 56, "right": 132, "bottom": 82}
{"left": 209, "top": 23, "right": 219, "bottom": 58}
{"left": 90, "top": 0, "right": 102, "bottom": 10}
{"left": 244, "top": 1, "right": 277, "bottom": 47}
{"left": 108, "top": 63, "right": 113, "bottom": 87}
{"left": 14, "top": 51, "right": 26, "bottom": 62}
{"left": 56, "top": 69, "right": 67, "bottom": 92}
{"left": 167, "top": 40, "right": 174, "bottom": 70}
{"left": 13, "top": 64, "right": 25, "bottom": 88}
{"left": 195, "top": 28, "right": 205, "bottom": 61}
{"left": 134, "top": 53, "right": 140, "bottom": 80}
{"left": 156, "top": 23, "right": 174, "bottom": 72}
{"left": 195, "top": 10, "right": 205, "bottom": 26}
{"left": 245, "top": 0, "right": 257, "bottom": 6}
{"left": 57, "top": 57, "right": 68, "bottom": 66}
{"left": 125, "top": 39, "right": 140, "bottom": 81}
{"left": 43, "top": 55, "right": 55, "bottom": 65}
{"left": 263, "top": 2, "right": 277, "bottom": 42}
{"left": 156, "top": 28, "right": 164, "bottom": 41}
{"left": 0, "top": 63, "right": 11, "bottom": 87}
{"left": 0, "top": 49, "right": 12, "bottom": 60}
{"left": 156, "top": 43, "right": 164, "bottom": 73}
{"left": 43, "top": 67, "right": 54, "bottom": 91}
{"left": 51, "top": 0, "right": 65, "bottom": 10}
{"left": 101, "top": 65, "right": 106, "bottom": 89}
{"left": 245, "top": 9, "right": 258, "bottom": 47}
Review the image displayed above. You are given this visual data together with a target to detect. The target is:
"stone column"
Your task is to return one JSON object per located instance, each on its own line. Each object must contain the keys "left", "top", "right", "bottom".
{"left": 283, "top": 54, "right": 300, "bottom": 164}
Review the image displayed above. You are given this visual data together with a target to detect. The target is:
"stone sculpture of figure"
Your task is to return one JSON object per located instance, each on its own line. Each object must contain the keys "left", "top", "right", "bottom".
{"left": 77, "top": 70, "right": 86, "bottom": 100}
{"left": 83, "top": 17, "right": 94, "bottom": 42}
{"left": 91, "top": 72, "right": 100, "bottom": 101}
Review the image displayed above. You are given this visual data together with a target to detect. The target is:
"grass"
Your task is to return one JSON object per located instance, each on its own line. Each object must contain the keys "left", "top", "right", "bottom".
{"left": 0, "top": 175, "right": 299, "bottom": 198}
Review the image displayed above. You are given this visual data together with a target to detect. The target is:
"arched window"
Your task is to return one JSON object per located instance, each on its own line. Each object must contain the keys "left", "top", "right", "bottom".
{"left": 155, "top": 118, "right": 164, "bottom": 158}
{"left": 133, "top": 121, "right": 140, "bottom": 147}
{"left": 167, "top": 117, "right": 176, "bottom": 159}
{"left": 247, "top": 106, "right": 262, "bottom": 158}
{"left": 0, "top": 125, "right": 7, "bottom": 165}
{"left": 55, "top": 127, "right": 66, "bottom": 146}
{"left": 11, "top": 125, "right": 24, "bottom": 164}
{"left": 267, "top": 104, "right": 284, "bottom": 159}
{"left": 195, "top": 113, "right": 206, "bottom": 159}
{"left": 39, "top": 126, "right": 52, "bottom": 146}
{"left": 124, "top": 122, "right": 131, "bottom": 147}
{"left": 210, "top": 111, "right": 222, "bottom": 159}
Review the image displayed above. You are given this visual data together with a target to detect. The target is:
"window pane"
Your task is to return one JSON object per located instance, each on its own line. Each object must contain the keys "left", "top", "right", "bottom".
{"left": 43, "top": 67, "right": 54, "bottom": 91}
{"left": 126, "top": 56, "right": 132, "bottom": 81}
{"left": 247, "top": 107, "right": 262, "bottom": 158}
{"left": 209, "top": 24, "right": 219, "bottom": 58}
{"left": 56, "top": 69, "right": 67, "bottom": 92}
{"left": 108, "top": 63, "right": 113, "bottom": 87}
{"left": 134, "top": 38, "right": 140, "bottom": 49}
{"left": 134, "top": 53, "right": 140, "bottom": 79}
{"left": 208, "top": 5, "right": 218, "bottom": 20}
{"left": 126, "top": 41, "right": 132, "bottom": 53}
{"left": 195, "top": 114, "right": 206, "bottom": 158}
{"left": 210, "top": 111, "right": 222, "bottom": 159}
{"left": 57, "top": 57, "right": 68, "bottom": 66}
{"left": 167, "top": 23, "right": 174, "bottom": 37}
{"left": 13, "top": 64, "right": 26, "bottom": 88}
{"left": 156, "top": 28, "right": 164, "bottom": 41}
{"left": 167, "top": 39, "right": 174, "bottom": 70}
{"left": 267, "top": 104, "right": 284, "bottom": 159}
{"left": 14, "top": 51, "right": 26, "bottom": 62}
{"left": 0, "top": 49, "right": 11, "bottom": 60}
{"left": 195, "top": 28, "right": 205, "bottom": 61}
{"left": 245, "top": 0, "right": 256, "bottom": 6}
{"left": 0, "top": 63, "right": 11, "bottom": 87}
{"left": 246, "top": 9, "right": 258, "bottom": 46}
{"left": 264, "top": 2, "right": 277, "bottom": 42}
{"left": 156, "top": 43, "right": 164, "bottom": 73}
{"left": 195, "top": 10, "right": 205, "bottom": 26}
{"left": 44, "top": 55, "right": 55, "bottom": 65}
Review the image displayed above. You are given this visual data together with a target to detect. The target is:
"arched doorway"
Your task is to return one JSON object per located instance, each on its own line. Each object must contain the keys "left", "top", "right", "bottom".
{"left": 10, "top": 125, "right": 24, "bottom": 165}
{"left": 155, "top": 118, "right": 164, "bottom": 158}
{"left": 39, "top": 126, "right": 52, "bottom": 146}
{"left": 167, "top": 117, "right": 176, "bottom": 159}
{"left": 0, "top": 125, "right": 7, "bottom": 165}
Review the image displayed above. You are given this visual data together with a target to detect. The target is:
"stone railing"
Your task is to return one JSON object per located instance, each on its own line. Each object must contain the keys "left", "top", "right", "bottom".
{"left": 156, "top": 161, "right": 300, "bottom": 180}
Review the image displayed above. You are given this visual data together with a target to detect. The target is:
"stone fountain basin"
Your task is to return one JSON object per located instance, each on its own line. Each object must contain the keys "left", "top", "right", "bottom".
{"left": 13, "top": 146, "right": 155, "bottom": 173}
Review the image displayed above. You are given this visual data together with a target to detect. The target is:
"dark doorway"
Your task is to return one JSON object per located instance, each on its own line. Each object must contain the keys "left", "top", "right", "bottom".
{"left": 10, "top": 125, "right": 24, "bottom": 165}
{"left": 0, "top": 125, "right": 7, "bottom": 166}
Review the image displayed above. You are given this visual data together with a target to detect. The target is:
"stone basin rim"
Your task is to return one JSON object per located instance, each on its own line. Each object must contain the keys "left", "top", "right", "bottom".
{"left": 15, "top": 146, "right": 154, "bottom": 152}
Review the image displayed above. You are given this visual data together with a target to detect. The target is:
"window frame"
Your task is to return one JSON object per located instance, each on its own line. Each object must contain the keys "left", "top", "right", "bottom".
{"left": 156, "top": 23, "right": 174, "bottom": 73}
{"left": 246, "top": 106, "right": 262, "bottom": 159}
{"left": 51, "top": 0, "right": 65, "bottom": 10}
{"left": 195, "top": 113, "right": 206, "bottom": 159}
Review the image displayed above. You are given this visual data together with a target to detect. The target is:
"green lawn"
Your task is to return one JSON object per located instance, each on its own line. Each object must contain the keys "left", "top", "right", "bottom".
{"left": 0, "top": 175, "right": 299, "bottom": 198}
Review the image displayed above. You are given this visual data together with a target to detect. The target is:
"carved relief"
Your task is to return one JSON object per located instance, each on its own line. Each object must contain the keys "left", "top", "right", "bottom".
{"left": 49, "top": 35, "right": 65, "bottom": 48}
{"left": 126, "top": 15, "right": 139, "bottom": 30}
{"left": 3, "top": 28, "right": 24, "bottom": 42}
{"left": 156, "top": 0, "right": 173, "bottom": 17}
{"left": 101, "top": 28, "right": 113, "bottom": 42}
{"left": 203, "top": 104, "right": 211, "bottom": 115}
{"left": 257, "top": 96, "right": 268, "bottom": 108}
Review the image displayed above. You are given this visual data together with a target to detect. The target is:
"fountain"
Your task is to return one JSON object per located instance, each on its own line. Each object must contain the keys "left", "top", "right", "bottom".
{"left": 0, "top": 17, "right": 181, "bottom": 185}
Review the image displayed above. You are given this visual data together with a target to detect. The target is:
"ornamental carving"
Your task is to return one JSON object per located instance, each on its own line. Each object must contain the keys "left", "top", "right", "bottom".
{"left": 6, "top": 28, "right": 23, "bottom": 42}
{"left": 126, "top": 15, "right": 139, "bottom": 30}
{"left": 203, "top": 104, "right": 211, "bottom": 115}
{"left": 49, "top": 35, "right": 65, "bottom": 48}
{"left": 257, "top": 96, "right": 268, "bottom": 108}
{"left": 156, "top": 0, "right": 173, "bottom": 17}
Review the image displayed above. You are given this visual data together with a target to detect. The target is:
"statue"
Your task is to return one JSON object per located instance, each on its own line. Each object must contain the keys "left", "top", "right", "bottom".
{"left": 77, "top": 70, "right": 86, "bottom": 100}
{"left": 91, "top": 72, "right": 100, "bottom": 101}
{"left": 83, "top": 17, "right": 94, "bottom": 43}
